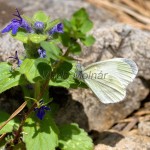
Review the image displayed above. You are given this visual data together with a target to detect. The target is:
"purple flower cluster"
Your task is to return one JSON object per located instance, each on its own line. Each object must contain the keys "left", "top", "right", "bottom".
{"left": 1, "top": 9, "right": 32, "bottom": 35}
{"left": 34, "top": 21, "right": 44, "bottom": 32}
{"left": 38, "top": 48, "right": 46, "bottom": 58}
{"left": 1, "top": 9, "right": 64, "bottom": 36}
{"left": 1, "top": 9, "right": 64, "bottom": 60}
{"left": 49, "top": 23, "right": 64, "bottom": 35}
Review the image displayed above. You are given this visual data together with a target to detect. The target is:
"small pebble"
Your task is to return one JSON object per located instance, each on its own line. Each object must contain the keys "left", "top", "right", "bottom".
{"left": 138, "top": 121, "right": 150, "bottom": 136}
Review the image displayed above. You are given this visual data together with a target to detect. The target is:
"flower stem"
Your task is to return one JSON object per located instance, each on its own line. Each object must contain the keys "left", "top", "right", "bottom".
{"left": 13, "top": 48, "right": 70, "bottom": 144}
{"left": 34, "top": 81, "right": 41, "bottom": 99}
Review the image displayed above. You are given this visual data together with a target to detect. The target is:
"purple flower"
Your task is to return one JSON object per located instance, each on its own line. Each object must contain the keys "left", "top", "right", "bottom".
{"left": 38, "top": 48, "right": 46, "bottom": 58}
{"left": 34, "top": 21, "right": 44, "bottom": 31}
{"left": 9, "top": 51, "right": 22, "bottom": 67}
{"left": 34, "top": 100, "right": 50, "bottom": 120}
{"left": 49, "top": 23, "right": 63, "bottom": 35}
{"left": 1, "top": 9, "right": 32, "bottom": 35}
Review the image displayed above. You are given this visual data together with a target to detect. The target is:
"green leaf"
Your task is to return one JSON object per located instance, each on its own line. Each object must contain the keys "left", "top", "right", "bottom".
{"left": 71, "top": 8, "right": 89, "bottom": 27}
{"left": 49, "top": 62, "right": 77, "bottom": 88}
{"left": 0, "top": 111, "right": 18, "bottom": 134}
{"left": 35, "top": 58, "right": 52, "bottom": 79}
{"left": 0, "top": 62, "right": 26, "bottom": 93}
{"left": 72, "top": 8, "right": 88, "bottom": 20}
{"left": 13, "top": 30, "right": 28, "bottom": 43}
{"left": 74, "top": 32, "right": 85, "bottom": 39}
{"left": 45, "top": 19, "right": 60, "bottom": 31}
{"left": 32, "top": 11, "right": 49, "bottom": 23}
{"left": 29, "top": 34, "right": 48, "bottom": 43}
{"left": 70, "top": 79, "right": 88, "bottom": 89}
{"left": 81, "top": 35, "right": 95, "bottom": 46}
{"left": 63, "top": 19, "right": 72, "bottom": 32}
{"left": 50, "top": 38, "right": 61, "bottom": 45}
{"left": 60, "top": 32, "right": 70, "bottom": 47}
{"left": 40, "top": 41, "right": 62, "bottom": 60}
{"left": 0, "top": 139, "right": 5, "bottom": 149}
{"left": 19, "top": 59, "right": 42, "bottom": 83}
{"left": 80, "top": 19, "right": 93, "bottom": 34}
{"left": 23, "top": 114, "right": 59, "bottom": 150}
{"left": 69, "top": 41, "right": 81, "bottom": 54}
{"left": 13, "top": 142, "right": 26, "bottom": 150}
{"left": 58, "top": 123, "right": 94, "bottom": 150}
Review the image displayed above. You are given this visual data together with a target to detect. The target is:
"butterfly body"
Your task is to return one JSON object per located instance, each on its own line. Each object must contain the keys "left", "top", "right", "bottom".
{"left": 76, "top": 58, "right": 138, "bottom": 104}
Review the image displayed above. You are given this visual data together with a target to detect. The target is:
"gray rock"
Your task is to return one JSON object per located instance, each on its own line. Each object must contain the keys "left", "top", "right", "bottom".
{"left": 94, "top": 131, "right": 150, "bottom": 150}
{"left": 0, "top": 34, "right": 24, "bottom": 61}
{"left": 138, "top": 121, "right": 150, "bottom": 136}
{"left": 5, "top": 0, "right": 113, "bottom": 22}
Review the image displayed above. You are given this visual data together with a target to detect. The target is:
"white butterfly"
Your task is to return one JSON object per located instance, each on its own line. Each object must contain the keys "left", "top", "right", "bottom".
{"left": 76, "top": 58, "right": 138, "bottom": 104}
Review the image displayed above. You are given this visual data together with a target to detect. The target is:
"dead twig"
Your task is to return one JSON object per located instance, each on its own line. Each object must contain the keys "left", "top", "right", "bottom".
{"left": 0, "top": 101, "right": 27, "bottom": 130}
{"left": 120, "top": 0, "right": 150, "bottom": 17}
{"left": 86, "top": 0, "right": 150, "bottom": 30}
{"left": 134, "top": 110, "right": 150, "bottom": 116}
{"left": 122, "top": 118, "right": 138, "bottom": 132}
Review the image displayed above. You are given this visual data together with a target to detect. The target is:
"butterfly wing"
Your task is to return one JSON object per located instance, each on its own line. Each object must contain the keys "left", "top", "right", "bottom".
{"left": 84, "top": 75, "right": 126, "bottom": 103}
{"left": 83, "top": 58, "right": 138, "bottom": 103}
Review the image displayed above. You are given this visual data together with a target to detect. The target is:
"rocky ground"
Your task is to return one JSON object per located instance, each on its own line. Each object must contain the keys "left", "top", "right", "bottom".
{"left": 0, "top": 0, "right": 150, "bottom": 149}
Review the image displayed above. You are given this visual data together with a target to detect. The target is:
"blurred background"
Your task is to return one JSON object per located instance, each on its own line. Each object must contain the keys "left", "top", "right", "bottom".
{"left": 0, "top": 0, "right": 150, "bottom": 30}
